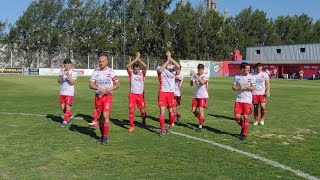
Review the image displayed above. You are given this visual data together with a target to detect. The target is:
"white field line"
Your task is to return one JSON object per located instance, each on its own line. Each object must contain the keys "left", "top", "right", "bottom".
{"left": 1, "top": 111, "right": 319, "bottom": 180}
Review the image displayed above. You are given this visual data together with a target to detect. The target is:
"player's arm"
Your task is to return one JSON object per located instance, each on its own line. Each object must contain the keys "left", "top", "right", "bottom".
{"left": 265, "top": 79, "right": 270, "bottom": 97}
{"left": 190, "top": 70, "right": 206, "bottom": 85}
{"left": 106, "top": 80, "right": 120, "bottom": 92}
{"left": 246, "top": 85, "right": 256, "bottom": 91}
{"left": 138, "top": 59, "right": 147, "bottom": 75}
{"left": 66, "top": 71, "right": 77, "bottom": 85}
{"left": 232, "top": 84, "right": 239, "bottom": 91}
{"left": 58, "top": 69, "right": 64, "bottom": 84}
{"left": 167, "top": 51, "right": 180, "bottom": 69}
{"left": 126, "top": 59, "right": 138, "bottom": 74}
{"left": 89, "top": 80, "right": 103, "bottom": 91}
{"left": 158, "top": 59, "right": 170, "bottom": 73}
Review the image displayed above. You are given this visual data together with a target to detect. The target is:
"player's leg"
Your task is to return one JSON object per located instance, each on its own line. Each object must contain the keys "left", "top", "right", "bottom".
{"left": 167, "top": 106, "right": 174, "bottom": 133}
{"left": 253, "top": 104, "right": 259, "bottom": 125}
{"left": 88, "top": 107, "right": 99, "bottom": 126}
{"left": 128, "top": 94, "right": 136, "bottom": 132}
{"left": 137, "top": 94, "right": 146, "bottom": 126}
{"left": 234, "top": 102, "right": 243, "bottom": 133}
{"left": 196, "top": 107, "right": 205, "bottom": 132}
{"left": 192, "top": 98, "right": 200, "bottom": 120}
{"left": 240, "top": 103, "right": 252, "bottom": 140}
{"left": 175, "top": 96, "right": 181, "bottom": 124}
{"left": 260, "top": 102, "right": 266, "bottom": 125}
{"left": 158, "top": 92, "right": 167, "bottom": 136}
{"left": 252, "top": 95, "right": 259, "bottom": 125}
{"left": 159, "top": 106, "right": 166, "bottom": 136}
{"left": 98, "top": 95, "right": 112, "bottom": 144}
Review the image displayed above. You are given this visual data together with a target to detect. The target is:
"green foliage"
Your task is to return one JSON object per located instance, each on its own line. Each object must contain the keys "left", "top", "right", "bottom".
{"left": 3, "top": 1, "right": 320, "bottom": 66}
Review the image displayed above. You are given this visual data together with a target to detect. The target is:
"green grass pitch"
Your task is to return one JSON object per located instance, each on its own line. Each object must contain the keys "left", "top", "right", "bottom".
{"left": 0, "top": 75, "right": 319, "bottom": 179}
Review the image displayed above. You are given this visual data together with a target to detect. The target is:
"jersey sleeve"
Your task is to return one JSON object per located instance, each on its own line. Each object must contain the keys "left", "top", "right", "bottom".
{"left": 232, "top": 76, "right": 237, "bottom": 85}
{"left": 111, "top": 71, "right": 119, "bottom": 82}
{"left": 90, "top": 71, "right": 96, "bottom": 81}
{"left": 71, "top": 71, "right": 77, "bottom": 80}
{"left": 203, "top": 74, "right": 209, "bottom": 81}
{"left": 251, "top": 75, "right": 256, "bottom": 86}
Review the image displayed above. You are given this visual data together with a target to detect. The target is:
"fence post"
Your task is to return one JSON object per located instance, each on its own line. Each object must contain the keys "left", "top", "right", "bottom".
{"left": 111, "top": 56, "right": 114, "bottom": 69}
{"left": 10, "top": 50, "right": 13, "bottom": 68}
{"left": 87, "top": 54, "right": 90, "bottom": 69}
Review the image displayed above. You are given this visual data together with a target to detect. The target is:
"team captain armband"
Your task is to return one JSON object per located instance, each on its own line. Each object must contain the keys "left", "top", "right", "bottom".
{"left": 112, "top": 76, "right": 119, "bottom": 82}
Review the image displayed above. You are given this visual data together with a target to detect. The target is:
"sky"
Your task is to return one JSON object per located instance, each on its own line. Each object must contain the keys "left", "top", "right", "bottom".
{"left": 1, "top": 0, "right": 320, "bottom": 25}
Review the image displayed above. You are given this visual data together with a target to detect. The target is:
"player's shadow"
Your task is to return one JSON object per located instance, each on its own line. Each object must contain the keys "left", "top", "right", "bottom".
{"left": 112, "top": 118, "right": 159, "bottom": 135}
{"left": 207, "top": 114, "right": 235, "bottom": 121}
{"left": 75, "top": 114, "right": 93, "bottom": 123}
{"left": 46, "top": 114, "right": 63, "bottom": 123}
{"left": 46, "top": 114, "right": 99, "bottom": 140}
{"left": 187, "top": 122, "right": 239, "bottom": 138}
{"left": 145, "top": 115, "right": 170, "bottom": 124}
{"left": 69, "top": 124, "right": 99, "bottom": 140}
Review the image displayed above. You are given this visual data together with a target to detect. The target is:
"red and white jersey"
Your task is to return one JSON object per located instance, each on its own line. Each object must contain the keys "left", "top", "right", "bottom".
{"left": 253, "top": 72, "right": 269, "bottom": 95}
{"left": 174, "top": 74, "right": 184, "bottom": 97}
{"left": 191, "top": 73, "right": 209, "bottom": 98}
{"left": 233, "top": 74, "right": 256, "bottom": 104}
{"left": 90, "top": 67, "right": 118, "bottom": 96}
{"left": 157, "top": 65, "right": 175, "bottom": 92}
{"left": 59, "top": 69, "right": 77, "bottom": 96}
{"left": 129, "top": 70, "right": 145, "bottom": 94}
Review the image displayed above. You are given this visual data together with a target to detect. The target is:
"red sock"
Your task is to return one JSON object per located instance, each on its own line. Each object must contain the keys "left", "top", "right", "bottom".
{"left": 93, "top": 109, "right": 98, "bottom": 122}
{"left": 103, "top": 121, "right": 110, "bottom": 137}
{"left": 63, "top": 110, "right": 71, "bottom": 122}
{"left": 193, "top": 112, "right": 200, "bottom": 120}
{"left": 242, "top": 117, "right": 249, "bottom": 136}
{"left": 235, "top": 116, "right": 242, "bottom": 127}
{"left": 99, "top": 122, "right": 104, "bottom": 136}
{"left": 159, "top": 114, "right": 165, "bottom": 131}
{"left": 199, "top": 116, "right": 205, "bottom": 126}
{"left": 141, "top": 112, "right": 146, "bottom": 124}
{"left": 261, "top": 107, "right": 266, "bottom": 119}
{"left": 129, "top": 110, "right": 134, "bottom": 127}
{"left": 254, "top": 106, "right": 259, "bottom": 121}
{"left": 169, "top": 113, "right": 175, "bottom": 126}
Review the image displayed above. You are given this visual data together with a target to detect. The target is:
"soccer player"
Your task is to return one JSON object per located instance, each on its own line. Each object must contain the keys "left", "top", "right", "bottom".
{"left": 232, "top": 62, "right": 256, "bottom": 140}
{"left": 157, "top": 51, "right": 180, "bottom": 136}
{"left": 252, "top": 63, "right": 270, "bottom": 126}
{"left": 190, "top": 64, "right": 209, "bottom": 132}
{"left": 89, "top": 54, "right": 120, "bottom": 144}
{"left": 126, "top": 52, "right": 147, "bottom": 133}
{"left": 173, "top": 65, "right": 184, "bottom": 124}
{"left": 58, "top": 59, "right": 77, "bottom": 128}
{"left": 299, "top": 69, "right": 304, "bottom": 81}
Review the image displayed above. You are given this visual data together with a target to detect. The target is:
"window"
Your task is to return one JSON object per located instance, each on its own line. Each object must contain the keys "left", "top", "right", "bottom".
{"left": 276, "top": 49, "right": 281, "bottom": 54}
{"left": 300, "top": 48, "right": 306, "bottom": 53}
{"left": 256, "top": 50, "right": 261, "bottom": 54}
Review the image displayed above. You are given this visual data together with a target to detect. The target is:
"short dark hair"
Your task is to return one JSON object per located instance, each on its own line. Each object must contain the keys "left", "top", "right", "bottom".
{"left": 132, "top": 62, "right": 140, "bottom": 69}
{"left": 162, "top": 54, "right": 168, "bottom": 60}
{"left": 98, "top": 53, "right": 108, "bottom": 58}
{"left": 255, "top": 63, "right": 262, "bottom": 68}
{"left": 240, "top": 62, "right": 249, "bottom": 69}
{"left": 197, "top": 64, "right": 204, "bottom": 69}
{"left": 63, "top": 59, "right": 72, "bottom": 64}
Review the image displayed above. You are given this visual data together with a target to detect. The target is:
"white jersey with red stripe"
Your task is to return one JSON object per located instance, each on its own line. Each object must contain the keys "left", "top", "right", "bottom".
{"left": 157, "top": 65, "right": 175, "bottom": 92}
{"left": 253, "top": 72, "right": 269, "bottom": 95}
{"left": 59, "top": 69, "right": 77, "bottom": 96}
{"left": 90, "top": 67, "right": 119, "bottom": 96}
{"left": 233, "top": 74, "right": 256, "bottom": 104}
{"left": 191, "top": 73, "right": 209, "bottom": 98}
{"left": 129, "top": 70, "right": 145, "bottom": 94}
{"left": 174, "top": 74, "right": 184, "bottom": 97}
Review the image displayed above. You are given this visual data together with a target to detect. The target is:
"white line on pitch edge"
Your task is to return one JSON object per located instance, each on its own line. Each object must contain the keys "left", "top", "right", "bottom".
{"left": 1, "top": 111, "right": 319, "bottom": 180}
{"left": 171, "top": 131, "right": 319, "bottom": 180}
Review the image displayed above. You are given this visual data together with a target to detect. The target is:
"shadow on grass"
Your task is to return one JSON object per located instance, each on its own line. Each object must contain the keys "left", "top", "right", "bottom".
{"left": 75, "top": 113, "right": 93, "bottom": 123}
{"left": 46, "top": 114, "right": 63, "bottom": 123}
{"left": 69, "top": 124, "right": 99, "bottom": 140}
{"left": 207, "top": 114, "right": 235, "bottom": 121}
{"left": 46, "top": 114, "right": 99, "bottom": 140}
{"left": 112, "top": 118, "right": 159, "bottom": 135}
{"left": 187, "top": 122, "right": 240, "bottom": 138}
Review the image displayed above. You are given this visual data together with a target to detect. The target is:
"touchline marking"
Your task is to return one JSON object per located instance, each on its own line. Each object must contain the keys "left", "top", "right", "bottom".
{"left": 1, "top": 111, "right": 318, "bottom": 180}
{"left": 0, "top": 112, "right": 83, "bottom": 119}
{"left": 171, "top": 132, "right": 319, "bottom": 180}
